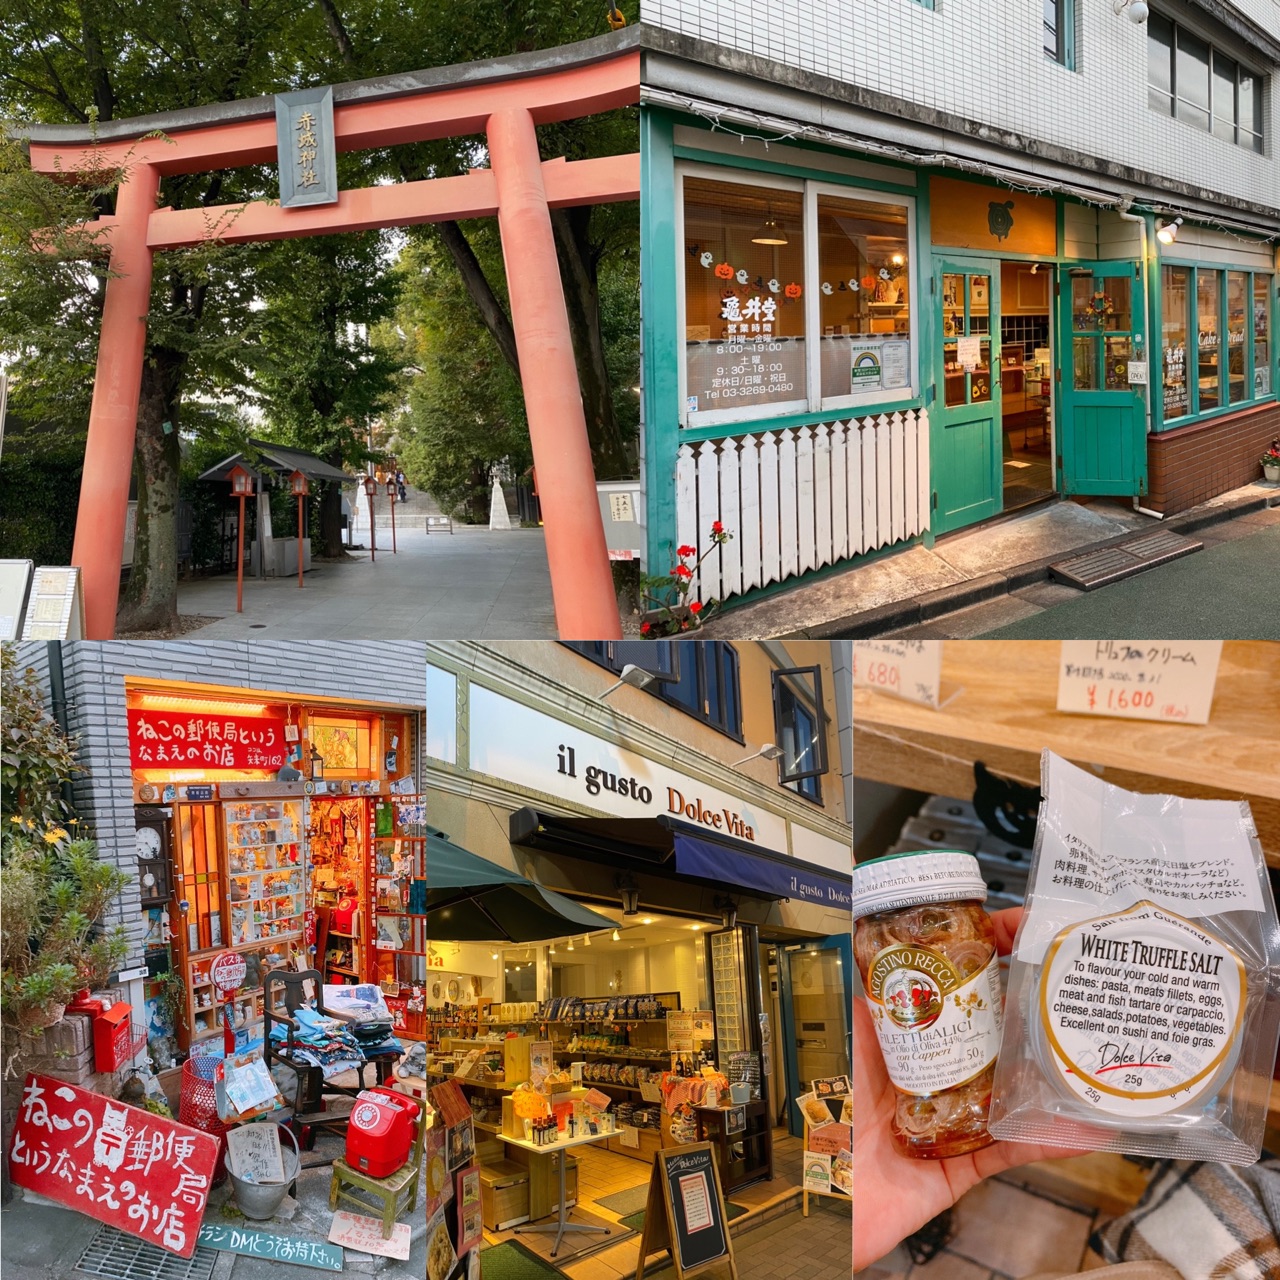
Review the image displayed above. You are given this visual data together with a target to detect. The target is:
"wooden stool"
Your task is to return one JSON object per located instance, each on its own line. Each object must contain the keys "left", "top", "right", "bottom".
{"left": 329, "top": 1094, "right": 426, "bottom": 1238}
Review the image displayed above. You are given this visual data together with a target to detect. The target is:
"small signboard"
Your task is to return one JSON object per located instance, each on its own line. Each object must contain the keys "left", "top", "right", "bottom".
{"left": 226, "top": 1122, "right": 284, "bottom": 1184}
{"left": 275, "top": 87, "right": 338, "bottom": 208}
{"left": 20, "top": 566, "right": 84, "bottom": 640}
{"left": 9, "top": 1075, "right": 219, "bottom": 1258}
{"left": 637, "top": 1144, "right": 739, "bottom": 1279}
{"left": 197, "top": 1224, "right": 343, "bottom": 1270}
{"left": 328, "top": 1211, "right": 411, "bottom": 1261}
{"left": 210, "top": 950, "right": 247, "bottom": 995}
{"left": 956, "top": 334, "right": 981, "bottom": 369}
{"left": 853, "top": 639, "right": 943, "bottom": 709}
{"left": 1057, "top": 640, "right": 1222, "bottom": 724}
{"left": 0, "top": 559, "right": 34, "bottom": 640}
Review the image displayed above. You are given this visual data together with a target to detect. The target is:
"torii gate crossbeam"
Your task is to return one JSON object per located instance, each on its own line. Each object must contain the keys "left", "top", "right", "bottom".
{"left": 21, "top": 32, "right": 640, "bottom": 639}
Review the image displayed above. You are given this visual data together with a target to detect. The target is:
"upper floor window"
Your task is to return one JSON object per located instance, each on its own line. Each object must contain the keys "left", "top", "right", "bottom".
{"left": 1044, "top": 0, "right": 1074, "bottom": 67}
{"left": 1148, "top": 13, "right": 1264, "bottom": 153}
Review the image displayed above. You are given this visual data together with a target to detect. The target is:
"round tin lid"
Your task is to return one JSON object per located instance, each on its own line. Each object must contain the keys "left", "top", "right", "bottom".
{"left": 851, "top": 850, "right": 987, "bottom": 921}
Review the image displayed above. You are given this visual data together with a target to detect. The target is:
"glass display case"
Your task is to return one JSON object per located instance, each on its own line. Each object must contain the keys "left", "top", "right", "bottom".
{"left": 224, "top": 800, "right": 305, "bottom": 945}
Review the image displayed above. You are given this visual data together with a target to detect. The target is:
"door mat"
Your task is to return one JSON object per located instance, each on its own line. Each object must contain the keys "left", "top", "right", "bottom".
{"left": 1049, "top": 529, "right": 1202, "bottom": 590}
{"left": 479, "top": 1239, "right": 565, "bottom": 1279}
{"left": 595, "top": 1183, "right": 654, "bottom": 1217}
{"left": 619, "top": 1200, "right": 749, "bottom": 1234}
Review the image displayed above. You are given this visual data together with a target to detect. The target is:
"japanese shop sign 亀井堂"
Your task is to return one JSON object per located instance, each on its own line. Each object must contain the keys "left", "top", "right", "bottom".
{"left": 127, "top": 707, "right": 287, "bottom": 771}
{"left": 8, "top": 1074, "right": 220, "bottom": 1258}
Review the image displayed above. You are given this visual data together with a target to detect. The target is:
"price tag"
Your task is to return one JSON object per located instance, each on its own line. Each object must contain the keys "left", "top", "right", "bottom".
{"left": 853, "top": 641, "right": 943, "bottom": 709}
{"left": 1057, "top": 640, "right": 1223, "bottom": 724}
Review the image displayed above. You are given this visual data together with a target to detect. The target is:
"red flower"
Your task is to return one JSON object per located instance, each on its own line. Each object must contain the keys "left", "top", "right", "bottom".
{"left": 673, "top": 565, "right": 693, "bottom": 579}
{"left": 710, "top": 521, "right": 724, "bottom": 535}
{"left": 689, "top": 601, "right": 703, "bottom": 614}
{"left": 676, "top": 544, "right": 697, "bottom": 558}
{"left": 640, "top": 622, "right": 651, "bottom": 635}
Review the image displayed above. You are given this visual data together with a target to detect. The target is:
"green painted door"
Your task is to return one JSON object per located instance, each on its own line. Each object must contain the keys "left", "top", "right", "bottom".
{"left": 1059, "top": 262, "right": 1148, "bottom": 495}
{"left": 932, "top": 258, "right": 1002, "bottom": 534}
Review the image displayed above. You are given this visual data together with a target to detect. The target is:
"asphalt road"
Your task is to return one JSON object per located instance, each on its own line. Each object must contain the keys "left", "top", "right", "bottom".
{"left": 981, "top": 522, "right": 1280, "bottom": 638}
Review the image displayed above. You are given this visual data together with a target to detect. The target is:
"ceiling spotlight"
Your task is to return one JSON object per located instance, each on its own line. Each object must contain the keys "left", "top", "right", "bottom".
{"left": 612, "top": 929, "right": 621, "bottom": 942}
{"left": 583, "top": 935, "right": 591, "bottom": 947}
{"left": 549, "top": 943, "right": 557, "bottom": 955}
{"left": 567, "top": 939, "right": 574, "bottom": 951}
{"left": 641, "top": 917, "right": 654, "bottom": 925}
{"left": 598, "top": 664, "right": 657, "bottom": 700}
{"left": 691, "top": 923, "right": 703, "bottom": 931}
{"left": 491, "top": 951, "right": 499, "bottom": 960}
{"left": 1156, "top": 217, "right": 1183, "bottom": 245}
{"left": 890, "top": 252, "right": 905, "bottom": 267}
{"left": 732, "top": 743, "right": 785, "bottom": 767}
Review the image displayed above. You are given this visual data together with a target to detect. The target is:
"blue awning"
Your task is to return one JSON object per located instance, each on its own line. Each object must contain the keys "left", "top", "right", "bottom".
{"left": 672, "top": 831, "right": 851, "bottom": 914}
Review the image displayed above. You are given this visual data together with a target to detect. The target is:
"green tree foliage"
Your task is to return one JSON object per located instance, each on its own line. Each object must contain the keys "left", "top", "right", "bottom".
{"left": 389, "top": 233, "right": 531, "bottom": 522}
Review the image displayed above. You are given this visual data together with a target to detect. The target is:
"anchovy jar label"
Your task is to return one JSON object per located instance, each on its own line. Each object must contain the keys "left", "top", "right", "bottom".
{"left": 1039, "top": 901, "right": 1246, "bottom": 1116}
{"left": 867, "top": 943, "right": 1004, "bottom": 1095}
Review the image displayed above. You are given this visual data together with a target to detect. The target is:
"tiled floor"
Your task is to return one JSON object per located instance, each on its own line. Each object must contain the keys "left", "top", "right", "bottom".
{"left": 855, "top": 1171, "right": 1115, "bottom": 1280}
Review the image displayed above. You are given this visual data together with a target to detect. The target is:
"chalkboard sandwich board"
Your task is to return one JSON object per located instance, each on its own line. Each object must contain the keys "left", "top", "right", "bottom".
{"left": 635, "top": 1142, "right": 739, "bottom": 1279}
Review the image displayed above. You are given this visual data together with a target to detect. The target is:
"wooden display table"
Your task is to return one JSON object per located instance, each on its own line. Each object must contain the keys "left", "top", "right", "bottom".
{"left": 500, "top": 1129, "right": 613, "bottom": 1258}
{"left": 693, "top": 1100, "right": 772, "bottom": 1194}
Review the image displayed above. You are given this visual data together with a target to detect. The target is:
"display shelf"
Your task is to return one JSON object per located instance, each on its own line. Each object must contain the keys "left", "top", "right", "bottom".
{"left": 852, "top": 639, "right": 1280, "bottom": 865}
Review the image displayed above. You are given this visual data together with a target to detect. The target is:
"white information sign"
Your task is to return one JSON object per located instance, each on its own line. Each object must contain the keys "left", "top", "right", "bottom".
{"left": 1057, "top": 640, "right": 1222, "bottom": 725}
{"left": 0, "top": 559, "right": 34, "bottom": 641}
{"left": 881, "top": 340, "right": 911, "bottom": 391}
{"left": 853, "top": 641, "right": 942, "bottom": 709}
{"left": 20, "top": 566, "right": 84, "bottom": 640}
{"left": 956, "top": 335, "right": 981, "bottom": 370}
{"left": 226, "top": 1123, "right": 284, "bottom": 1184}
{"left": 328, "top": 1212, "right": 412, "bottom": 1261}
{"left": 1126, "top": 360, "right": 1149, "bottom": 385}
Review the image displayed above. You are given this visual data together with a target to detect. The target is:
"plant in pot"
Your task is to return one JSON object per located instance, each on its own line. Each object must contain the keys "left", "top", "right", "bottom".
{"left": 639, "top": 522, "right": 734, "bottom": 636}
{"left": 1261, "top": 439, "right": 1280, "bottom": 483}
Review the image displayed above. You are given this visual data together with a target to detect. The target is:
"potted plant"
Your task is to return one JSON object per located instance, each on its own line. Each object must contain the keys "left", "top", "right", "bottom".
{"left": 1261, "top": 439, "right": 1280, "bottom": 483}
{"left": 639, "top": 523, "right": 734, "bottom": 636}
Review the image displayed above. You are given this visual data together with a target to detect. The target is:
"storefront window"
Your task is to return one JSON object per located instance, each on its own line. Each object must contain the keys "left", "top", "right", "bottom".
{"left": 1197, "top": 269, "right": 1221, "bottom": 412}
{"left": 683, "top": 176, "right": 805, "bottom": 419}
{"left": 1162, "top": 265, "right": 1190, "bottom": 419}
{"left": 1227, "top": 272, "right": 1248, "bottom": 404}
{"left": 1255, "top": 276, "right": 1272, "bottom": 398}
{"left": 817, "top": 193, "right": 911, "bottom": 403}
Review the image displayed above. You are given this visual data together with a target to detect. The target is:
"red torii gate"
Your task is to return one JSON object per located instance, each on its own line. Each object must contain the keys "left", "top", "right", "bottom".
{"left": 22, "top": 32, "right": 639, "bottom": 639}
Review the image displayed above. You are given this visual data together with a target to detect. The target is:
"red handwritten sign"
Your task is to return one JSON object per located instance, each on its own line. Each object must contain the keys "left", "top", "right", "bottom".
{"left": 8, "top": 1074, "right": 220, "bottom": 1258}
{"left": 128, "top": 708, "right": 286, "bottom": 771}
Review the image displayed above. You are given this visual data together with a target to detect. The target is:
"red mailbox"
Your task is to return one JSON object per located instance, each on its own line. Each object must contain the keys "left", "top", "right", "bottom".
{"left": 345, "top": 1087, "right": 416, "bottom": 1178}
{"left": 93, "top": 1002, "right": 134, "bottom": 1072}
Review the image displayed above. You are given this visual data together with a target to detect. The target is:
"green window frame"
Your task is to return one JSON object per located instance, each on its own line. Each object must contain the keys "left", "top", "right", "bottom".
{"left": 1158, "top": 263, "right": 1275, "bottom": 427}
{"left": 1044, "top": 0, "right": 1076, "bottom": 70}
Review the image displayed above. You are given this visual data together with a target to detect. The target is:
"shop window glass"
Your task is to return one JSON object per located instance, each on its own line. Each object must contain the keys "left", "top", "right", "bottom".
{"left": 1197, "top": 269, "right": 1221, "bottom": 413}
{"left": 425, "top": 665, "right": 457, "bottom": 765}
{"left": 1148, "top": 14, "right": 1174, "bottom": 114}
{"left": 1161, "top": 265, "right": 1190, "bottom": 419}
{"left": 1239, "top": 73, "right": 1263, "bottom": 153}
{"left": 1175, "top": 29, "right": 1211, "bottom": 130}
{"left": 1255, "top": 276, "right": 1272, "bottom": 398}
{"left": 683, "top": 176, "right": 805, "bottom": 419}
{"left": 817, "top": 194, "right": 911, "bottom": 403}
{"left": 1212, "top": 54, "right": 1238, "bottom": 143}
{"left": 1043, "top": 0, "right": 1062, "bottom": 62}
{"left": 772, "top": 666, "right": 828, "bottom": 804}
{"left": 1227, "top": 272, "right": 1248, "bottom": 404}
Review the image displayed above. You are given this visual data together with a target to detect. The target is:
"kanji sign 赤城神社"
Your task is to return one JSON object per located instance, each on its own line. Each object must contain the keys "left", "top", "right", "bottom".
{"left": 8, "top": 1074, "right": 220, "bottom": 1258}
{"left": 127, "top": 708, "right": 287, "bottom": 771}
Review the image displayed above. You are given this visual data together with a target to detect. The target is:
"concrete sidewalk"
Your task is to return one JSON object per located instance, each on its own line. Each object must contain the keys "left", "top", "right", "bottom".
{"left": 701, "top": 480, "right": 1280, "bottom": 639}
{"left": 178, "top": 526, "right": 556, "bottom": 639}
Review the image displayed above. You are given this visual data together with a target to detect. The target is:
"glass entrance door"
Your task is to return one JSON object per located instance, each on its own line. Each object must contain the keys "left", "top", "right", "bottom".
{"left": 1059, "top": 262, "right": 1148, "bottom": 495}
{"left": 932, "top": 258, "right": 1002, "bottom": 533}
{"left": 778, "top": 934, "right": 852, "bottom": 1136}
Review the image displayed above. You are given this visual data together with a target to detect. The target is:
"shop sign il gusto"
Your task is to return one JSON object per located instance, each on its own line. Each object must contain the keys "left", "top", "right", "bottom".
{"left": 8, "top": 1075, "right": 220, "bottom": 1259}
{"left": 128, "top": 707, "right": 287, "bottom": 770}
{"left": 466, "top": 685, "right": 787, "bottom": 848}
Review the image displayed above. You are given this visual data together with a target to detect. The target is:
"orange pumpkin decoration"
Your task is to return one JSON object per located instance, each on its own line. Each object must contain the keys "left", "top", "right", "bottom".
{"left": 783, "top": 281, "right": 802, "bottom": 299}
{"left": 714, "top": 262, "right": 735, "bottom": 280}
{"left": 861, "top": 274, "right": 876, "bottom": 290}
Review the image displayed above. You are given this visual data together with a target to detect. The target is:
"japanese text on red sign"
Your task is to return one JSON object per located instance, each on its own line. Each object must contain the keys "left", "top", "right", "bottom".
{"left": 8, "top": 1075, "right": 219, "bottom": 1258}
{"left": 127, "top": 708, "right": 286, "bottom": 770}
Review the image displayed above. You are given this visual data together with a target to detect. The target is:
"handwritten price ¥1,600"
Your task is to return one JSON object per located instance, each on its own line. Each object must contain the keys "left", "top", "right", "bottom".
{"left": 1087, "top": 685, "right": 1154, "bottom": 712}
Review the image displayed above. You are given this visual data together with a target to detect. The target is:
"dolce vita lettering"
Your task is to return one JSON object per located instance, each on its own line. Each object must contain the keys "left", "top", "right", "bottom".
{"left": 554, "top": 746, "right": 756, "bottom": 841}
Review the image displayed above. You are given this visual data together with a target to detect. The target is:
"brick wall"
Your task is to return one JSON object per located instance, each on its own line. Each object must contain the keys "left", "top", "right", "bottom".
{"left": 1147, "top": 401, "right": 1280, "bottom": 515}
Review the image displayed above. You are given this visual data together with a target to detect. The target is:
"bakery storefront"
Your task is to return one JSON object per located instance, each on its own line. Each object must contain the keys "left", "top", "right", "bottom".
{"left": 423, "top": 642, "right": 853, "bottom": 1259}
{"left": 641, "top": 104, "right": 1279, "bottom": 608}
{"left": 125, "top": 679, "right": 427, "bottom": 1061}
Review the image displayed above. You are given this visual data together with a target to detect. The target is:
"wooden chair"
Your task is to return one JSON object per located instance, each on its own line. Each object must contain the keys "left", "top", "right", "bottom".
{"left": 328, "top": 1094, "right": 425, "bottom": 1238}
{"left": 262, "top": 968, "right": 362, "bottom": 1147}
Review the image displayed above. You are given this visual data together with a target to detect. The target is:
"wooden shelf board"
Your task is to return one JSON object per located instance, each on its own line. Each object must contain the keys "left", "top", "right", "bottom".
{"left": 854, "top": 640, "right": 1280, "bottom": 864}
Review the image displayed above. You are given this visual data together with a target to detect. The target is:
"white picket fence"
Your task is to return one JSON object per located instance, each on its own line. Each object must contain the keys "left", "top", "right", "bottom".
{"left": 674, "top": 410, "right": 930, "bottom": 603}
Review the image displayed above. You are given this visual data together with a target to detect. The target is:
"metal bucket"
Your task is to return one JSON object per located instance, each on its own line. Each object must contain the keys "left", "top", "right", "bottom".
{"left": 227, "top": 1122, "right": 300, "bottom": 1220}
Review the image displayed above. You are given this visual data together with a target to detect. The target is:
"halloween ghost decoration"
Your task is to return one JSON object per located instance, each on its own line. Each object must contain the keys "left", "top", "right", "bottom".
{"left": 820, "top": 282, "right": 833, "bottom": 295}
{"left": 735, "top": 269, "right": 749, "bottom": 285}
{"left": 768, "top": 278, "right": 781, "bottom": 294}
{"left": 700, "top": 251, "right": 714, "bottom": 268}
